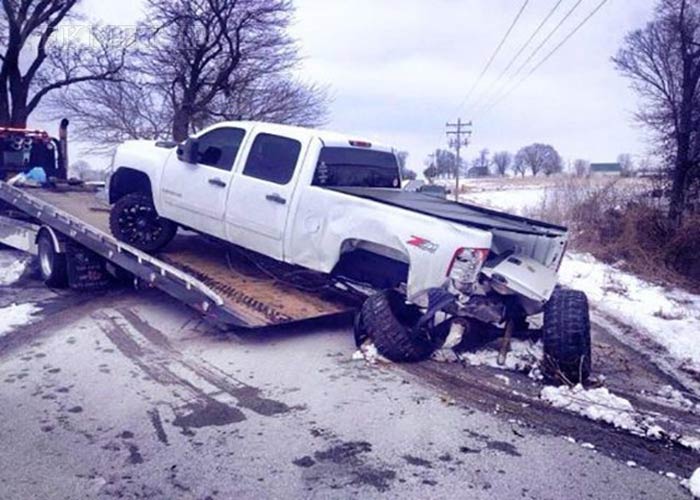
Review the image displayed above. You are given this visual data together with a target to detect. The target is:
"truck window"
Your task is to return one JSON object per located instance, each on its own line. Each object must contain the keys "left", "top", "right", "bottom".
{"left": 195, "top": 127, "right": 246, "bottom": 171}
{"left": 242, "top": 133, "right": 301, "bottom": 185}
{"left": 313, "top": 148, "right": 400, "bottom": 188}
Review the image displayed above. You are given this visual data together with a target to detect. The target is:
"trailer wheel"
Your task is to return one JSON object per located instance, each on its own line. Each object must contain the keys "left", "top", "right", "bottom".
{"left": 542, "top": 288, "right": 592, "bottom": 384}
{"left": 37, "top": 231, "right": 69, "bottom": 288}
{"left": 359, "top": 290, "right": 435, "bottom": 362}
{"left": 110, "top": 192, "right": 177, "bottom": 253}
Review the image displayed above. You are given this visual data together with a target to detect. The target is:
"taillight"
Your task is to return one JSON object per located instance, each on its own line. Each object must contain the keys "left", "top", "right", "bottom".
{"left": 447, "top": 248, "right": 490, "bottom": 292}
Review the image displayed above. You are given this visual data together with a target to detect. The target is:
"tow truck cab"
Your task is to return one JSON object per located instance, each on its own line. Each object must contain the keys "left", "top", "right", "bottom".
{"left": 0, "top": 120, "right": 69, "bottom": 181}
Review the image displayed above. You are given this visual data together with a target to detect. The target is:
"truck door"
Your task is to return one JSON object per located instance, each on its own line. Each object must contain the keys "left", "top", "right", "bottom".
{"left": 160, "top": 126, "right": 247, "bottom": 239}
{"left": 225, "top": 131, "right": 308, "bottom": 261}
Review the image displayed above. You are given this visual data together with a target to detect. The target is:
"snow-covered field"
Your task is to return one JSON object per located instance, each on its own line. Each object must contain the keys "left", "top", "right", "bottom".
{"left": 460, "top": 187, "right": 544, "bottom": 215}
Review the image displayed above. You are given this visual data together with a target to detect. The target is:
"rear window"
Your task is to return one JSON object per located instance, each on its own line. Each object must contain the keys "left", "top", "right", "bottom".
{"left": 312, "top": 147, "right": 401, "bottom": 188}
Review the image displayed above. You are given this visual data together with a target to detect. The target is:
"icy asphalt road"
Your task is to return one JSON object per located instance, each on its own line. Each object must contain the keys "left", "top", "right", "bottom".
{"left": 0, "top": 274, "right": 694, "bottom": 499}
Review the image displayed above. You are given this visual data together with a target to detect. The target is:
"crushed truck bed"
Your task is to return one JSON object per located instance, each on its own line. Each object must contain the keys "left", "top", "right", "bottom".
{"left": 21, "top": 187, "right": 360, "bottom": 327}
{"left": 330, "top": 187, "right": 567, "bottom": 237}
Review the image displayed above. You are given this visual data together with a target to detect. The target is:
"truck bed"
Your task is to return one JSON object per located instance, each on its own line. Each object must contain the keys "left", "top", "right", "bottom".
{"left": 330, "top": 187, "right": 567, "bottom": 237}
{"left": 2, "top": 184, "right": 359, "bottom": 328}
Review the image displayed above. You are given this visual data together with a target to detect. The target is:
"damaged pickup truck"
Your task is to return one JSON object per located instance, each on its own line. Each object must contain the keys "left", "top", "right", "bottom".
{"left": 108, "top": 121, "right": 591, "bottom": 382}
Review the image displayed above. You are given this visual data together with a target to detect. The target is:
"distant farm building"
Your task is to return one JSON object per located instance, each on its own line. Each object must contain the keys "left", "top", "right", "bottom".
{"left": 589, "top": 163, "right": 622, "bottom": 176}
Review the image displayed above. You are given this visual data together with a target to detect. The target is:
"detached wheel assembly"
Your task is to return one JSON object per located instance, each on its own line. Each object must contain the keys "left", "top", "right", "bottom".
{"left": 109, "top": 192, "right": 177, "bottom": 253}
{"left": 37, "top": 231, "right": 69, "bottom": 288}
{"left": 542, "top": 288, "right": 592, "bottom": 384}
{"left": 357, "top": 290, "right": 436, "bottom": 362}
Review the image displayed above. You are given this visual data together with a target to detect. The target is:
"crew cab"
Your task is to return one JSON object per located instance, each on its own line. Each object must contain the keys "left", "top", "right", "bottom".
{"left": 108, "top": 121, "right": 591, "bottom": 382}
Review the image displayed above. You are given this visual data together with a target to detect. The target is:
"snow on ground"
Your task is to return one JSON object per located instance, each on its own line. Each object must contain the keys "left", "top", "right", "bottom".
{"left": 540, "top": 383, "right": 700, "bottom": 459}
{"left": 560, "top": 253, "right": 700, "bottom": 374}
{"left": 0, "top": 251, "right": 32, "bottom": 286}
{"left": 689, "top": 469, "right": 700, "bottom": 498}
{"left": 454, "top": 339, "right": 544, "bottom": 380}
{"left": 541, "top": 384, "right": 652, "bottom": 436}
{"left": 0, "top": 303, "right": 40, "bottom": 337}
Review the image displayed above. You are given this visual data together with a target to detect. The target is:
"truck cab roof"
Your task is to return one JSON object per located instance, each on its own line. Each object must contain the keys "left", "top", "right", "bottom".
{"left": 204, "top": 121, "right": 395, "bottom": 154}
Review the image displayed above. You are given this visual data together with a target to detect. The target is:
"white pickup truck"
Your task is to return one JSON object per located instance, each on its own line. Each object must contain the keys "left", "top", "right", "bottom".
{"left": 108, "top": 121, "right": 591, "bottom": 381}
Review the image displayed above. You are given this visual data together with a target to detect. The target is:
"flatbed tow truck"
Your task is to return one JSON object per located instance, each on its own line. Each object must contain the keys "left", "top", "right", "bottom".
{"left": 0, "top": 122, "right": 359, "bottom": 329}
{"left": 0, "top": 180, "right": 360, "bottom": 329}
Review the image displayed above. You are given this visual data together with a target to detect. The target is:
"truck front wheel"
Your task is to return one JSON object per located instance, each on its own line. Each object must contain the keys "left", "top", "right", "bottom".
{"left": 542, "top": 288, "right": 592, "bottom": 384}
{"left": 110, "top": 192, "right": 177, "bottom": 253}
{"left": 358, "top": 290, "right": 435, "bottom": 362}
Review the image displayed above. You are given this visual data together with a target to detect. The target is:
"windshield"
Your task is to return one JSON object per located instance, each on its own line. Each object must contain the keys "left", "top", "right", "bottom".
{"left": 312, "top": 147, "right": 401, "bottom": 188}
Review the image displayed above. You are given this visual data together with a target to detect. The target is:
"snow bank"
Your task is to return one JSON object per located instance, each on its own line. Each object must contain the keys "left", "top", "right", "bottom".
{"left": 559, "top": 253, "right": 700, "bottom": 372}
{"left": 0, "top": 251, "right": 31, "bottom": 286}
{"left": 0, "top": 303, "right": 40, "bottom": 337}
{"left": 689, "top": 468, "right": 700, "bottom": 498}
{"left": 457, "top": 339, "right": 543, "bottom": 379}
{"left": 541, "top": 384, "right": 642, "bottom": 432}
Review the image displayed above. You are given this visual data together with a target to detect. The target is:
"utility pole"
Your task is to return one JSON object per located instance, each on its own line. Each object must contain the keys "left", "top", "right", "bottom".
{"left": 446, "top": 119, "right": 472, "bottom": 202}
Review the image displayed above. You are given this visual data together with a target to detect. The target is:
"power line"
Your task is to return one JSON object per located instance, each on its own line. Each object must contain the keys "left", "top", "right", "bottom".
{"left": 478, "top": 0, "right": 586, "bottom": 114}
{"left": 482, "top": 0, "right": 611, "bottom": 115}
{"left": 469, "top": 0, "right": 566, "bottom": 113}
{"left": 456, "top": 0, "right": 530, "bottom": 112}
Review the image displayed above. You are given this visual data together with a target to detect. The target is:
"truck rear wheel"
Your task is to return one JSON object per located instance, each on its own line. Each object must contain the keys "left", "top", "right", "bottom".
{"left": 110, "top": 192, "right": 177, "bottom": 253}
{"left": 358, "top": 290, "right": 435, "bottom": 362}
{"left": 37, "top": 231, "right": 69, "bottom": 288}
{"left": 542, "top": 288, "right": 592, "bottom": 384}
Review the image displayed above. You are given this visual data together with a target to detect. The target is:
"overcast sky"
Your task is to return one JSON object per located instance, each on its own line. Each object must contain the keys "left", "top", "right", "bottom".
{"left": 79, "top": 0, "right": 656, "bottom": 171}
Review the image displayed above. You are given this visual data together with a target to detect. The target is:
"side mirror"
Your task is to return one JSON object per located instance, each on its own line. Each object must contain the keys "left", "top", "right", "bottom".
{"left": 176, "top": 138, "right": 199, "bottom": 164}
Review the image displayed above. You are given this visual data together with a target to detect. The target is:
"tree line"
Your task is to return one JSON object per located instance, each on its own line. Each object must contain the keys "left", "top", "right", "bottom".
{"left": 0, "top": 0, "right": 328, "bottom": 151}
{"left": 422, "top": 143, "right": 565, "bottom": 180}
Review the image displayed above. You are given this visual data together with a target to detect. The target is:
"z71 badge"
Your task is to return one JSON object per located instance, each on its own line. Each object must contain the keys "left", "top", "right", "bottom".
{"left": 407, "top": 236, "right": 439, "bottom": 253}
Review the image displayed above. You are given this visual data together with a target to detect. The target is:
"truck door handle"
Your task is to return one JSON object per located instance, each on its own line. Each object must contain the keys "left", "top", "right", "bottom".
{"left": 208, "top": 178, "right": 227, "bottom": 188}
{"left": 266, "top": 193, "right": 286, "bottom": 205}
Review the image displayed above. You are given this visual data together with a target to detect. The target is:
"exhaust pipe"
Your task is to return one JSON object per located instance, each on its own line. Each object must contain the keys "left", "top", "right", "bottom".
{"left": 58, "top": 118, "right": 69, "bottom": 180}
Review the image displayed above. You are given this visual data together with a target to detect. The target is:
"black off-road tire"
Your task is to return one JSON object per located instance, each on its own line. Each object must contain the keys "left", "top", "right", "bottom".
{"left": 110, "top": 192, "right": 177, "bottom": 253}
{"left": 542, "top": 288, "right": 592, "bottom": 384}
{"left": 359, "top": 290, "right": 435, "bottom": 362}
{"left": 37, "top": 231, "right": 69, "bottom": 288}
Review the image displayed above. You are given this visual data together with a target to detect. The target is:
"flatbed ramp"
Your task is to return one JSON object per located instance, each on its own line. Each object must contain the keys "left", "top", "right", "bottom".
{"left": 0, "top": 184, "right": 359, "bottom": 328}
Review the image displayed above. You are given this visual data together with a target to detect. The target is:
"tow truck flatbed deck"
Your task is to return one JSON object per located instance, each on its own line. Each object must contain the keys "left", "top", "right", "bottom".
{"left": 0, "top": 182, "right": 360, "bottom": 328}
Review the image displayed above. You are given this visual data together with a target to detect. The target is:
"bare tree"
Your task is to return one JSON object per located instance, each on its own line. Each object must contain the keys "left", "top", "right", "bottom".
{"left": 147, "top": 0, "right": 327, "bottom": 141}
{"left": 574, "top": 159, "right": 590, "bottom": 177}
{"left": 426, "top": 149, "right": 459, "bottom": 179}
{"left": 511, "top": 157, "right": 527, "bottom": 177}
{"left": 617, "top": 153, "right": 635, "bottom": 176}
{"left": 49, "top": 0, "right": 328, "bottom": 147}
{"left": 395, "top": 151, "right": 416, "bottom": 180}
{"left": 0, "top": 1, "right": 127, "bottom": 127}
{"left": 471, "top": 148, "right": 490, "bottom": 173}
{"left": 492, "top": 151, "right": 512, "bottom": 176}
{"left": 613, "top": 0, "right": 700, "bottom": 226}
{"left": 514, "top": 143, "right": 562, "bottom": 177}
{"left": 423, "top": 163, "right": 438, "bottom": 182}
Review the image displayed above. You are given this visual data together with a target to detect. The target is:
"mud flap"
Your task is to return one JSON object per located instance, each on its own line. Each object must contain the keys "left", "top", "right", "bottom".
{"left": 66, "top": 242, "right": 111, "bottom": 290}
